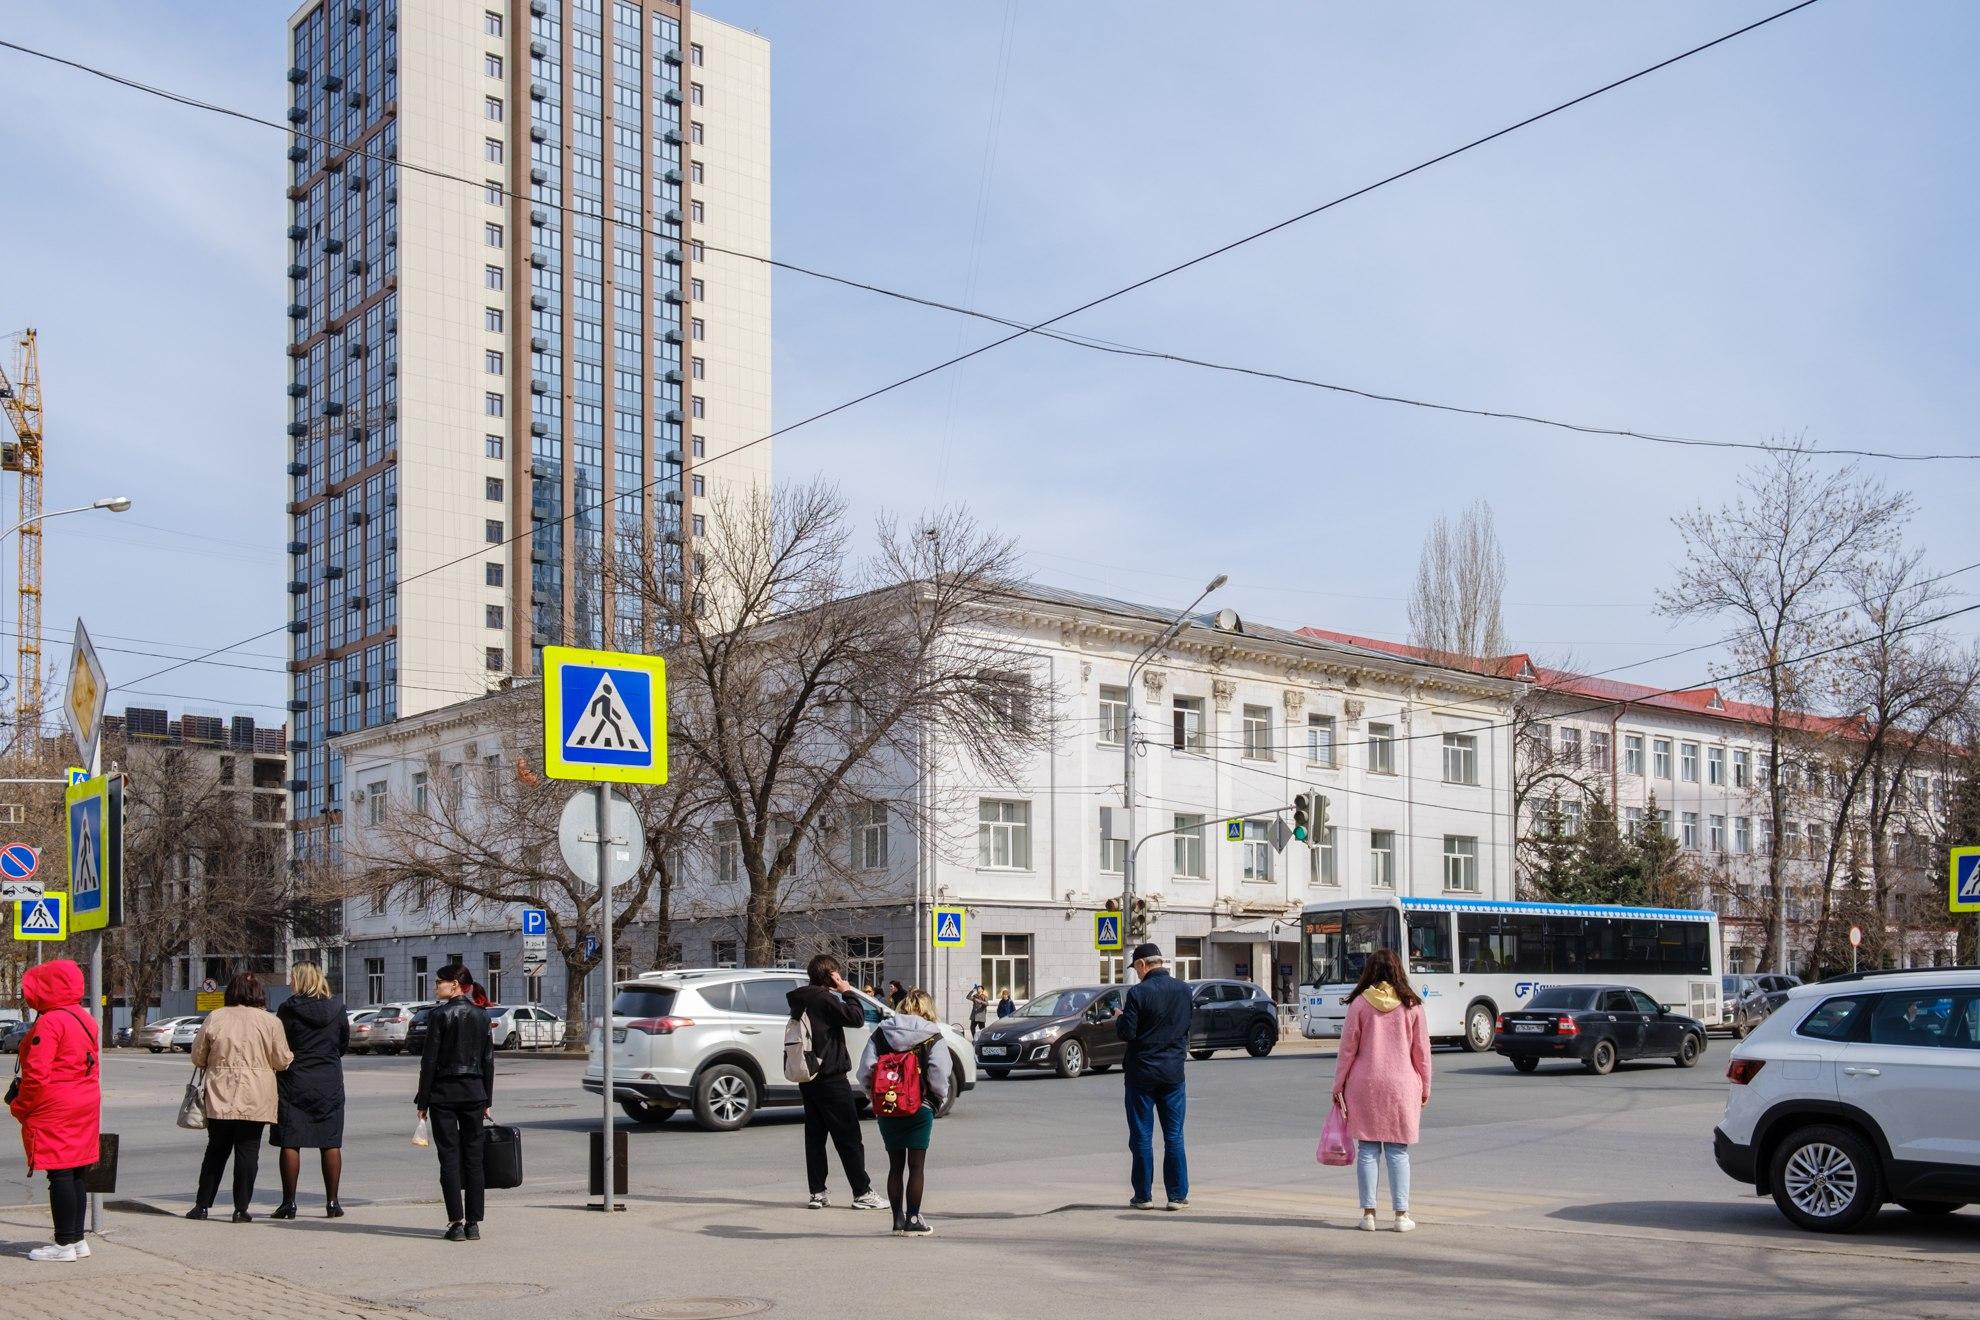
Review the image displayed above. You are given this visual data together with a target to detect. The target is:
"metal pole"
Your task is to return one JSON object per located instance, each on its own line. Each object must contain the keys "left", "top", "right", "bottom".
{"left": 1120, "top": 677, "right": 1135, "bottom": 962}
{"left": 86, "top": 742, "right": 101, "bottom": 1235}
{"left": 596, "top": 781, "right": 616, "bottom": 1213}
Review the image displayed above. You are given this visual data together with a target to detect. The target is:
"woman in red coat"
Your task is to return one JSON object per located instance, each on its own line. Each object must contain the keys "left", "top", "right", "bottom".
{"left": 8, "top": 960, "right": 101, "bottom": 1262}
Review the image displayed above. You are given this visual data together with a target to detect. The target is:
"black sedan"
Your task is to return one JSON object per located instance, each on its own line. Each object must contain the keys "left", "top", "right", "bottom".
{"left": 1494, "top": 984, "right": 1706, "bottom": 1075}
{"left": 974, "top": 986, "right": 1126, "bottom": 1079}
{"left": 1187, "top": 979, "right": 1280, "bottom": 1060}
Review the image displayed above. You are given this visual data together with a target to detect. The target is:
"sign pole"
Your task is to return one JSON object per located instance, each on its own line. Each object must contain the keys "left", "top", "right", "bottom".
{"left": 596, "top": 781, "right": 616, "bottom": 1215}
{"left": 86, "top": 740, "right": 101, "bottom": 1236}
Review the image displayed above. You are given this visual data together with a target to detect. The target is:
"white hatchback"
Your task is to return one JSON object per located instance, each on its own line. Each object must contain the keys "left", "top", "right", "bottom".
{"left": 1714, "top": 968, "right": 1980, "bottom": 1231}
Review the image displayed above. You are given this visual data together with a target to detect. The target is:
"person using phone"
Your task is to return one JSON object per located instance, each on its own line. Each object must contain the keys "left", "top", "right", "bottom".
{"left": 786, "top": 955, "right": 884, "bottom": 1212}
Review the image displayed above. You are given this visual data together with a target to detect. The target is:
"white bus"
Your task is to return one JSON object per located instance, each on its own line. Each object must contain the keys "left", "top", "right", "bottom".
{"left": 1298, "top": 896, "right": 1723, "bottom": 1052}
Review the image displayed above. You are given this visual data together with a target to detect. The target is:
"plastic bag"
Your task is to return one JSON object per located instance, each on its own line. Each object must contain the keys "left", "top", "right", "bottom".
{"left": 412, "top": 1116, "right": 431, "bottom": 1148}
{"left": 1317, "top": 1100, "right": 1352, "bottom": 1167}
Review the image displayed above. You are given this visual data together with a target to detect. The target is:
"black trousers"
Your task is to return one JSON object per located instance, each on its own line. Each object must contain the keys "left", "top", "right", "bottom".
{"left": 798, "top": 1075, "right": 870, "bottom": 1197}
{"left": 46, "top": 1165, "right": 88, "bottom": 1245}
{"left": 197, "top": 1119, "right": 266, "bottom": 1214}
{"left": 431, "top": 1104, "right": 486, "bottom": 1224}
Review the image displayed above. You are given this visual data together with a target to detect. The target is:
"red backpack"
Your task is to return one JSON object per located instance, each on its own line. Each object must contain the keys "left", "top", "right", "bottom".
{"left": 869, "top": 1038, "right": 930, "bottom": 1117}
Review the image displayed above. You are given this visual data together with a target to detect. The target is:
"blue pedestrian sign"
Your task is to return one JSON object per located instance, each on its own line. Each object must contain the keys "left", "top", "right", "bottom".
{"left": 931, "top": 906, "right": 967, "bottom": 948}
{"left": 14, "top": 892, "right": 65, "bottom": 942}
{"left": 1094, "top": 912, "right": 1123, "bottom": 953}
{"left": 0, "top": 843, "right": 37, "bottom": 881}
{"left": 522, "top": 908, "right": 548, "bottom": 937}
{"left": 1952, "top": 847, "right": 1980, "bottom": 914}
{"left": 65, "top": 774, "right": 122, "bottom": 933}
{"left": 542, "top": 645, "right": 669, "bottom": 785}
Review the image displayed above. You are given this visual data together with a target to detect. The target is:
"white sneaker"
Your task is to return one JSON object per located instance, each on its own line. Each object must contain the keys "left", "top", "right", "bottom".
{"left": 1358, "top": 1212, "right": 1377, "bottom": 1232}
{"left": 850, "top": 1192, "right": 887, "bottom": 1211}
{"left": 73, "top": 1241, "right": 90, "bottom": 1259}
{"left": 27, "top": 1244, "right": 77, "bottom": 1262}
{"left": 806, "top": 1192, "right": 830, "bottom": 1210}
{"left": 1394, "top": 1214, "right": 1416, "bottom": 1233}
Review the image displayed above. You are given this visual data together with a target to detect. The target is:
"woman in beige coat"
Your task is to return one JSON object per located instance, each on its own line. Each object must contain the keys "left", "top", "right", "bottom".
{"left": 187, "top": 972, "right": 293, "bottom": 1221}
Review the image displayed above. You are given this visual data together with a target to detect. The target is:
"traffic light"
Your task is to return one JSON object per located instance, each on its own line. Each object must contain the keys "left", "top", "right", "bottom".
{"left": 1292, "top": 794, "right": 1311, "bottom": 843}
{"left": 1314, "top": 794, "right": 1330, "bottom": 838}
{"left": 1130, "top": 897, "right": 1151, "bottom": 941}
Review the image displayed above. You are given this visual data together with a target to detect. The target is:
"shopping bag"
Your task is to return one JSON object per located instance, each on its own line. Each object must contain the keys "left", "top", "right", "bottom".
{"left": 412, "top": 1116, "right": 431, "bottom": 1147}
{"left": 1317, "top": 1100, "right": 1352, "bottom": 1167}
{"left": 176, "top": 1069, "right": 207, "bottom": 1131}
{"left": 483, "top": 1121, "right": 524, "bottom": 1190}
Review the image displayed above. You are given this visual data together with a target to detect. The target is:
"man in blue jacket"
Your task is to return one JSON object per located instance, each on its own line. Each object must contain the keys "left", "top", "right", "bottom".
{"left": 1115, "top": 942, "right": 1193, "bottom": 1210}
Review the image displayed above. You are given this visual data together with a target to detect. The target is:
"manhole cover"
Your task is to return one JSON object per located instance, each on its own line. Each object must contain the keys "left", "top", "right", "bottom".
{"left": 619, "top": 1299, "right": 772, "bottom": 1320}
{"left": 395, "top": 1282, "right": 548, "bottom": 1304}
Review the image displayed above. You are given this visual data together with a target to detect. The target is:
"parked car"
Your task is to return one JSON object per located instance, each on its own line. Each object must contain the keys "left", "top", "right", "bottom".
{"left": 1714, "top": 967, "right": 1980, "bottom": 1233}
{"left": 403, "top": 1004, "right": 436, "bottom": 1055}
{"left": 357, "top": 1001, "right": 433, "bottom": 1055}
{"left": 0, "top": 1018, "right": 30, "bottom": 1054}
{"left": 135, "top": 1015, "right": 200, "bottom": 1053}
{"left": 584, "top": 969, "right": 978, "bottom": 1132}
{"left": 975, "top": 985, "right": 1129, "bottom": 1079}
{"left": 1753, "top": 973, "right": 1803, "bottom": 1012}
{"left": 489, "top": 1004, "right": 565, "bottom": 1050}
{"left": 169, "top": 1015, "right": 207, "bottom": 1052}
{"left": 1721, "top": 975, "right": 1773, "bottom": 1038}
{"left": 1186, "top": 979, "right": 1280, "bottom": 1060}
{"left": 1494, "top": 984, "right": 1707, "bottom": 1075}
{"left": 346, "top": 1010, "right": 382, "bottom": 1055}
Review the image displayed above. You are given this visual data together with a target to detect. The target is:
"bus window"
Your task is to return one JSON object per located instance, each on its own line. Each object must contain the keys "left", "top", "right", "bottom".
{"left": 1405, "top": 912, "right": 1453, "bottom": 974}
{"left": 1307, "top": 906, "right": 1399, "bottom": 984}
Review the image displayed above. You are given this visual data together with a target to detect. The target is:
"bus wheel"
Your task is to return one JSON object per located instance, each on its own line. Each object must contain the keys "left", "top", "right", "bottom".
{"left": 1463, "top": 1003, "right": 1495, "bottom": 1052}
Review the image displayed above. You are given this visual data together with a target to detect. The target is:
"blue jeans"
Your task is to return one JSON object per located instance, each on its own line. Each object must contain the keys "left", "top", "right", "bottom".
{"left": 1125, "top": 1082, "right": 1188, "bottom": 1203}
{"left": 1356, "top": 1141, "right": 1410, "bottom": 1212}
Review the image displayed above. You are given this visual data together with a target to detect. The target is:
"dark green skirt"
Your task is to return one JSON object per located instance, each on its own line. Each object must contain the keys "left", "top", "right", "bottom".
{"left": 876, "top": 1102, "right": 935, "bottom": 1151}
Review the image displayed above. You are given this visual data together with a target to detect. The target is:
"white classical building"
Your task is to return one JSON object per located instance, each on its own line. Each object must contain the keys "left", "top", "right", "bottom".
{"left": 331, "top": 586, "right": 1523, "bottom": 1018}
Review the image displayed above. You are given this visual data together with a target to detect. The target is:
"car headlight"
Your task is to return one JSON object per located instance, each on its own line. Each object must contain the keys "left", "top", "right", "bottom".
{"left": 1018, "top": 1026, "right": 1061, "bottom": 1043}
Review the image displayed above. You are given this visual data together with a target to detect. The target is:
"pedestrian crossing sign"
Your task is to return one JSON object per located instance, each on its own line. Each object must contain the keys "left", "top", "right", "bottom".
{"left": 1952, "top": 847, "right": 1980, "bottom": 914}
{"left": 1094, "top": 912, "right": 1123, "bottom": 952}
{"left": 542, "top": 645, "right": 669, "bottom": 785}
{"left": 1225, "top": 819, "right": 1244, "bottom": 842}
{"left": 931, "top": 906, "right": 967, "bottom": 948}
{"left": 13, "top": 892, "right": 65, "bottom": 942}
{"left": 65, "top": 774, "right": 122, "bottom": 933}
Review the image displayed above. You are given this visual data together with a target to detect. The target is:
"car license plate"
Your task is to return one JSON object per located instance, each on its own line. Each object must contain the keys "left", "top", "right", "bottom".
{"left": 1514, "top": 1022, "right": 1543, "bottom": 1033}
{"left": 980, "top": 1045, "right": 1009, "bottom": 1057}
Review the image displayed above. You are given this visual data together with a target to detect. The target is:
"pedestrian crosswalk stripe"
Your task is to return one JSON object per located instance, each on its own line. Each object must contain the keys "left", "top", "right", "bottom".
{"left": 566, "top": 672, "right": 649, "bottom": 753}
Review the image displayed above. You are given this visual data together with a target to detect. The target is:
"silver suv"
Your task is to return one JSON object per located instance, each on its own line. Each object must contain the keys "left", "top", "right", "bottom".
{"left": 583, "top": 969, "right": 978, "bottom": 1131}
{"left": 1714, "top": 968, "right": 1980, "bottom": 1231}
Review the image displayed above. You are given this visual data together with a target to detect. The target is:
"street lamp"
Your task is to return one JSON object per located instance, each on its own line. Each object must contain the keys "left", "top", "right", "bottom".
{"left": 1, "top": 495, "right": 134, "bottom": 542}
{"left": 1120, "top": 573, "right": 1227, "bottom": 955}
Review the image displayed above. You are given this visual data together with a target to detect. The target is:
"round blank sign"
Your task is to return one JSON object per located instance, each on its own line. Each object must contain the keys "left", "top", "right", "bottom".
{"left": 558, "top": 787, "right": 645, "bottom": 889}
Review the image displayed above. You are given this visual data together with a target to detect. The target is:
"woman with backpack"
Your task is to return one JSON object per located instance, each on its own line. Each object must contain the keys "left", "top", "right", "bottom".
{"left": 856, "top": 988, "right": 953, "bottom": 1238}
{"left": 1329, "top": 948, "right": 1431, "bottom": 1232}
{"left": 8, "top": 960, "right": 100, "bottom": 1261}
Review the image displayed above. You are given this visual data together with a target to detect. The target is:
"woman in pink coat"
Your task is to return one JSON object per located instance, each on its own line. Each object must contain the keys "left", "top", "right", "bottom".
{"left": 8, "top": 960, "right": 101, "bottom": 1261}
{"left": 1329, "top": 948, "right": 1430, "bottom": 1232}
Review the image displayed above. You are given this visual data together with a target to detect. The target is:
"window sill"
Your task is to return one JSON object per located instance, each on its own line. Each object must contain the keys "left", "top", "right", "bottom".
{"left": 1242, "top": 755, "right": 1274, "bottom": 764}
{"left": 1367, "top": 767, "right": 1397, "bottom": 778}
{"left": 1442, "top": 886, "right": 1480, "bottom": 896}
{"left": 976, "top": 866, "right": 1035, "bottom": 875}
{"left": 1305, "top": 760, "right": 1338, "bottom": 771}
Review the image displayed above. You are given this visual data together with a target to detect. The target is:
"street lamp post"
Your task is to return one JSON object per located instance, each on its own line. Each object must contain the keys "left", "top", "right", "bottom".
{"left": 1120, "top": 574, "right": 1226, "bottom": 962}
{"left": 0, "top": 495, "right": 133, "bottom": 544}
{"left": 3, "top": 496, "right": 132, "bottom": 747}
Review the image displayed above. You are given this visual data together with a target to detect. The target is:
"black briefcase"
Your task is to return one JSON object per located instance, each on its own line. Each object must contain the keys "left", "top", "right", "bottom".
{"left": 482, "top": 1122, "right": 523, "bottom": 1190}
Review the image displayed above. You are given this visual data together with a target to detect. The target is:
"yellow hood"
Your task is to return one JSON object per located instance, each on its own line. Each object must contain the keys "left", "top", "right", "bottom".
{"left": 1363, "top": 983, "right": 1402, "bottom": 1013}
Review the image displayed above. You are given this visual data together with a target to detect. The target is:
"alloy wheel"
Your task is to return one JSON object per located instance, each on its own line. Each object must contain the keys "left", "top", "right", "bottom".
{"left": 1783, "top": 1142, "right": 1858, "bottom": 1220}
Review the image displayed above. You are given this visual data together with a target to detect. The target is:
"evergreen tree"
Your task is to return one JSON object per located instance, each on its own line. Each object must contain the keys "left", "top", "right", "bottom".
{"left": 1635, "top": 795, "right": 1693, "bottom": 908}
{"left": 1528, "top": 799, "right": 1582, "bottom": 901}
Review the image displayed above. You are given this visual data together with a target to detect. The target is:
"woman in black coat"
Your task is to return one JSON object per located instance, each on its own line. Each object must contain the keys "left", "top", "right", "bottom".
{"left": 271, "top": 963, "right": 349, "bottom": 1218}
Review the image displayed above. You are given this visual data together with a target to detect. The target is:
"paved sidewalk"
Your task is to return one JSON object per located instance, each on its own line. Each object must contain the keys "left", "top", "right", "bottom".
{"left": 0, "top": 1266, "right": 414, "bottom": 1320}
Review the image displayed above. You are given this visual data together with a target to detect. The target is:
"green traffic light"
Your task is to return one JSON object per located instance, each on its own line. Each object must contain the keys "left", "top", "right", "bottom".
{"left": 1293, "top": 827, "right": 1308, "bottom": 842}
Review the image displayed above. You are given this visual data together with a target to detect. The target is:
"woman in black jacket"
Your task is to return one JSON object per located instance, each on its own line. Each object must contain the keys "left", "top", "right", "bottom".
{"left": 416, "top": 964, "right": 495, "bottom": 1241}
{"left": 272, "top": 963, "right": 349, "bottom": 1219}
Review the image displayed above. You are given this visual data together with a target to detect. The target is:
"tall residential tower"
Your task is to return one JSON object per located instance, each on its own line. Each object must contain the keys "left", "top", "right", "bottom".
{"left": 283, "top": 0, "right": 769, "bottom": 849}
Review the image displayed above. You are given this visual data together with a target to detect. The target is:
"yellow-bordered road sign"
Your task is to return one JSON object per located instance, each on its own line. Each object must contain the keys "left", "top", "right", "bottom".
{"left": 931, "top": 906, "right": 967, "bottom": 947}
{"left": 1095, "top": 912, "right": 1123, "bottom": 952}
{"left": 1952, "top": 847, "right": 1980, "bottom": 914}
{"left": 66, "top": 774, "right": 123, "bottom": 933}
{"left": 541, "top": 645, "right": 669, "bottom": 784}
{"left": 14, "top": 891, "right": 66, "bottom": 941}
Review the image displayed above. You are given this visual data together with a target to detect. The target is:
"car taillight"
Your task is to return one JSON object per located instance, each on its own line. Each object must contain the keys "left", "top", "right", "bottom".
{"left": 623, "top": 1016, "right": 693, "bottom": 1035}
{"left": 1727, "top": 1058, "right": 1765, "bottom": 1085}
{"left": 1557, "top": 1016, "right": 1579, "bottom": 1036}
{"left": 1494, "top": 1014, "right": 1506, "bottom": 1032}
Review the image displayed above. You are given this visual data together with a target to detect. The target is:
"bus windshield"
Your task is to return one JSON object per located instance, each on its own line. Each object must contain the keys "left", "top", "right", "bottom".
{"left": 1304, "top": 905, "right": 1399, "bottom": 986}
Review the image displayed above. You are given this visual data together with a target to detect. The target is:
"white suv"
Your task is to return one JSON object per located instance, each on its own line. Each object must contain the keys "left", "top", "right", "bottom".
{"left": 583, "top": 969, "right": 978, "bottom": 1131}
{"left": 1714, "top": 968, "right": 1980, "bottom": 1232}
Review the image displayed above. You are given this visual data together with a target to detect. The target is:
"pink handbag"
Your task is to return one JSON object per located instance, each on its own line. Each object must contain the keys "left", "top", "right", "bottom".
{"left": 1317, "top": 1099, "right": 1352, "bottom": 1167}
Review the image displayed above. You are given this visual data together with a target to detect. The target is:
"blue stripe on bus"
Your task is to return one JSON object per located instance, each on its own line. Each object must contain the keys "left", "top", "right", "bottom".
{"left": 1394, "top": 896, "right": 1715, "bottom": 922}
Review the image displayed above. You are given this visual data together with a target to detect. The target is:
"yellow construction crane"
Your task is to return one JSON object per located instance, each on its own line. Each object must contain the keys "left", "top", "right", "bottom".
{"left": 0, "top": 329, "right": 44, "bottom": 743}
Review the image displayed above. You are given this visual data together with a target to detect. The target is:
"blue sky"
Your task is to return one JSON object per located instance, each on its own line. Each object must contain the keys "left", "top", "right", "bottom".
{"left": 0, "top": 0, "right": 1974, "bottom": 728}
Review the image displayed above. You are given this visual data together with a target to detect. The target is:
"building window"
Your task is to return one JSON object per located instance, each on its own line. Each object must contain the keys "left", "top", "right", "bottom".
{"left": 1442, "top": 836, "right": 1479, "bottom": 892}
{"left": 1367, "top": 722, "right": 1395, "bottom": 774}
{"left": 363, "top": 779, "right": 387, "bottom": 827}
{"left": 690, "top": 356, "right": 705, "bottom": 380}
{"left": 691, "top": 435, "right": 706, "bottom": 457}
{"left": 1307, "top": 714, "right": 1336, "bottom": 766}
{"left": 485, "top": 307, "right": 505, "bottom": 334}
{"left": 1557, "top": 726, "right": 1582, "bottom": 765}
{"left": 691, "top": 240, "right": 706, "bottom": 261}
{"left": 843, "top": 936, "right": 885, "bottom": 991}
{"left": 854, "top": 803, "right": 889, "bottom": 871}
{"left": 412, "top": 772, "right": 429, "bottom": 814}
{"left": 485, "top": 96, "right": 504, "bottom": 122}
{"left": 485, "top": 222, "right": 504, "bottom": 248}
{"left": 1734, "top": 816, "right": 1752, "bottom": 854}
{"left": 690, "top": 277, "right": 705, "bottom": 299}
{"left": 691, "top": 120, "right": 704, "bottom": 145}
{"left": 1171, "top": 696, "right": 1204, "bottom": 751}
{"left": 691, "top": 514, "right": 705, "bottom": 536}
{"left": 1242, "top": 705, "right": 1273, "bottom": 760}
{"left": 1681, "top": 811, "right": 1699, "bottom": 850}
{"left": 1625, "top": 806, "right": 1645, "bottom": 836}
{"left": 484, "top": 136, "right": 504, "bottom": 163}
{"left": 690, "top": 41, "right": 703, "bottom": 65}
{"left": 486, "top": 434, "right": 504, "bottom": 459}
{"left": 485, "top": 349, "right": 504, "bottom": 374}
{"left": 1623, "top": 733, "right": 1644, "bottom": 776}
{"left": 365, "top": 958, "right": 385, "bottom": 1005}
{"left": 485, "top": 393, "right": 504, "bottom": 417}
{"left": 486, "top": 562, "right": 504, "bottom": 587}
{"left": 485, "top": 179, "right": 504, "bottom": 206}
{"left": 980, "top": 934, "right": 1032, "bottom": 1003}
{"left": 691, "top": 161, "right": 705, "bottom": 184}
{"left": 1242, "top": 820, "right": 1273, "bottom": 882}
{"left": 482, "top": 953, "right": 503, "bottom": 1003}
{"left": 1098, "top": 685, "right": 1128, "bottom": 746}
{"left": 1369, "top": 830, "right": 1396, "bottom": 889}
{"left": 1560, "top": 799, "right": 1583, "bottom": 836}
{"left": 1709, "top": 814, "right": 1726, "bottom": 852}
{"left": 1759, "top": 818, "right": 1774, "bottom": 856}
{"left": 690, "top": 200, "right": 705, "bottom": 224}
{"left": 1441, "top": 733, "right": 1478, "bottom": 785}
{"left": 691, "top": 317, "right": 706, "bottom": 340}
{"left": 1098, "top": 810, "right": 1126, "bottom": 875}
{"left": 485, "top": 519, "right": 504, "bottom": 543}
{"left": 485, "top": 53, "right": 503, "bottom": 78}
{"left": 690, "top": 81, "right": 704, "bottom": 105}
{"left": 1707, "top": 746, "right": 1725, "bottom": 786}
{"left": 1590, "top": 729, "right": 1611, "bottom": 764}
{"left": 713, "top": 821, "right": 738, "bottom": 886}
{"left": 485, "top": 10, "right": 503, "bottom": 37}
{"left": 1681, "top": 742, "right": 1699, "bottom": 783}
{"left": 1310, "top": 826, "right": 1338, "bottom": 886}
{"left": 691, "top": 395, "right": 705, "bottom": 418}
{"left": 485, "top": 265, "right": 504, "bottom": 291}
{"left": 977, "top": 799, "right": 1031, "bottom": 870}
{"left": 1652, "top": 738, "right": 1672, "bottom": 778}
{"left": 1172, "top": 814, "right": 1205, "bottom": 879}
{"left": 486, "top": 476, "right": 505, "bottom": 501}
{"left": 1734, "top": 750, "right": 1750, "bottom": 788}
{"left": 690, "top": 475, "right": 705, "bottom": 497}
{"left": 410, "top": 956, "right": 429, "bottom": 1000}
{"left": 486, "top": 605, "right": 505, "bottom": 630}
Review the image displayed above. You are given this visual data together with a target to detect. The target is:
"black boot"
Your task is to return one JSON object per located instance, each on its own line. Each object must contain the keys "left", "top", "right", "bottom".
{"left": 463, "top": 1223, "right": 481, "bottom": 1241}
{"left": 185, "top": 1206, "right": 209, "bottom": 1221}
{"left": 444, "top": 1222, "right": 467, "bottom": 1242}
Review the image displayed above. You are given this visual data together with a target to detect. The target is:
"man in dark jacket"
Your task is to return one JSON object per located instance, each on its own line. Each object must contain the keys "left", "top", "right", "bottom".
{"left": 417, "top": 964, "right": 496, "bottom": 1240}
{"left": 787, "top": 955, "right": 883, "bottom": 1211}
{"left": 1115, "top": 942, "right": 1193, "bottom": 1210}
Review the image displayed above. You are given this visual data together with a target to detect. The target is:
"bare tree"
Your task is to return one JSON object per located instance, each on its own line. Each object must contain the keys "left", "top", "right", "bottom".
{"left": 1658, "top": 441, "right": 1912, "bottom": 973}
{"left": 614, "top": 480, "right": 1050, "bottom": 967}
{"left": 1408, "top": 499, "right": 1508, "bottom": 664}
